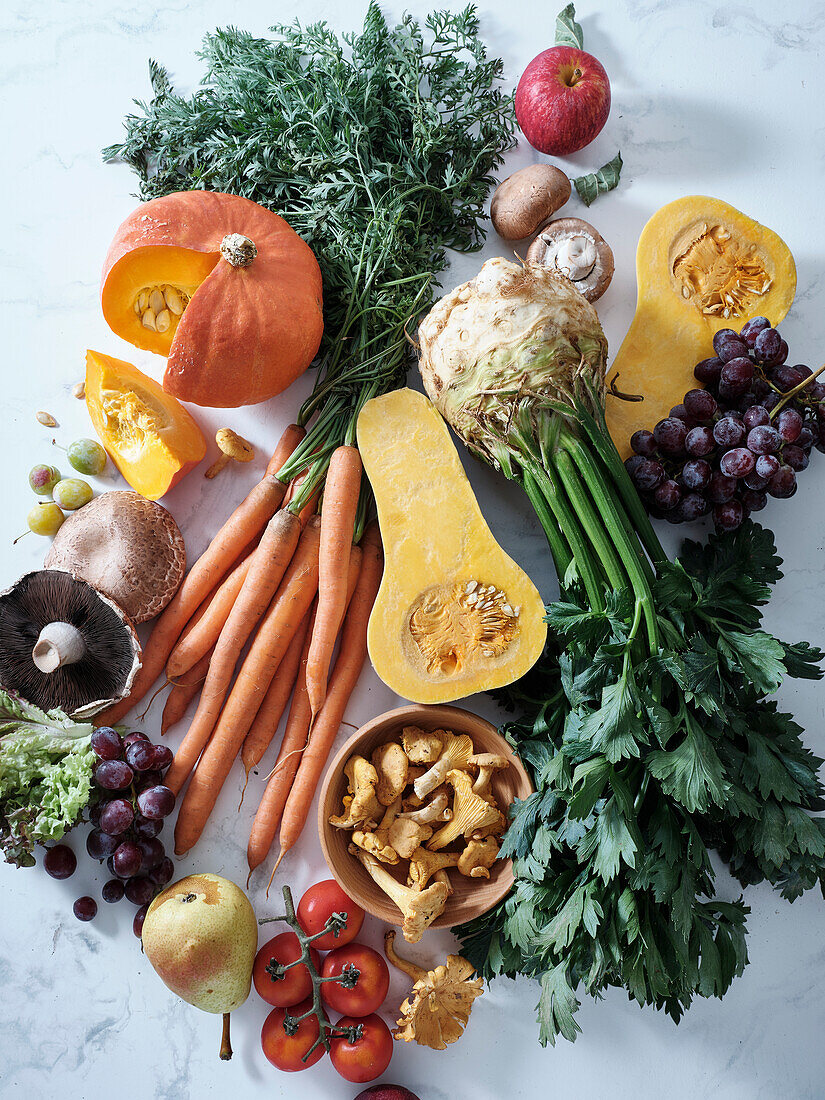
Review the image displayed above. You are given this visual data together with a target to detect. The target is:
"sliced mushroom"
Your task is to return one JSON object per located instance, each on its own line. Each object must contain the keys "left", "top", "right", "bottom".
{"left": 0, "top": 570, "right": 141, "bottom": 717}
{"left": 45, "top": 491, "right": 185, "bottom": 623}
{"left": 526, "top": 217, "right": 614, "bottom": 302}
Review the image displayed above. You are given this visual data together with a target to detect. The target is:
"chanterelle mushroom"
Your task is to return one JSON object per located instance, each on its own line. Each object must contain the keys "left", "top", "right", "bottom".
{"left": 387, "top": 817, "right": 433, "bottom": 861}
{"left": 401, "top": 726, "right": 443, "bottom": 764}
{"left": 329, "top": 755, "right": 382, "bottom": 830}
{"left": 351, "top": 797, "right": 403, "bottom": 864}
{"left": 413, "top": 732, "right": 474, "bottom": 799}
{"left": 468, "top": 751, "right": 509, "bottom": 805}
{"left": 384, "top": 930, "right": 483, "bottom": 1049}
{"left": 457, "top": 836, "right": 500, "bottom": 879}
{"left": 398, "top": 790, "right": 452, "bottom": 826}
{"left": 407, "top": 847, "right": 460, "bottom": 890}
{"left": 371, "top": 741, "right": 409, "bottom": 806}
{"left": 355, "top": 849, "right": 449, "bottom": 942}
{"left": 427, "top": 770, "right": 501, "bottom": 850}
{"left": 526, "top": 217, "right": 614, "bottom": 302}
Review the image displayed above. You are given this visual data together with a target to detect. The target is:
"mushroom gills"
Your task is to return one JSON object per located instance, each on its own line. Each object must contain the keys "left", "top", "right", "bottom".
{"left": 526, "top": 217, "right": 614, "bottom": 303}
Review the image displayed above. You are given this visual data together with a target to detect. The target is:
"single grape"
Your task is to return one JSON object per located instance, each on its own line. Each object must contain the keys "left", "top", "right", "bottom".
{"left": 681, "top": 459, "right": 711, "bottom": 491}
{"left": 808, "top": 381, "right": 825, "bottom": 402}
{"left": 122, "top": 732, "right": 150, "bottom": 746}
{"left": 776, "top": 407, "right": 803, "bottom": 442}
{"left": 741, "top": 489, "right": 768, "bottom": 512}
{"left": 740, "top": 316, "right": 770, "bottom": 346}
{"left": 631, "top": 458, "right": 665, "bottom": 491}
{"left": 719, "top": 448, "right": 755, "bottom": 478}
{"left": 99, "top": 798, "right": 134, "bottom": 836}
{"left": 762, "top": 392, "right": 781, "bottom": 413}
{"left": 792, "top": 364, "right": 813, "bottom": 381}
{"left": 151, "top": 745, "right": 174, "bottom": 771}
{"left": 94, "top": 760, "right": 133, "bottom": 791}
{"left": 713, "top": 500, "right": 745, "bottom": 532}
{"left": 136, "top": 769, "right": 163, "bottom": 792}
{"left": 747, "top": 425, "right": 780, "bottom": 455}
{"left": 683, "top": 389, "right": 718, "bottom": 420}
{"left": 768, "top": 465, "right": 797, "bottom": 498}
{"left": 669, "top": 403, "right": 695, "bottom": 425}
{"left": 743, "top": 471, "right": 769, "bottom": 491}
{"left": 27, "top": 502, "right": 65, "bottom": 537}
{"left": 29, "top": 464, "right": 61, "bottom": 496}
{"left": 113, "top": 842, "right": 143, "bottom": 879}
{"left": 776, "top": 339, "right": 789, "bottom": 365}
{"left": 743, "top": 405, "right": 770, "bottom": 430}
{"left": 713, "top": 417, "right": 746, "bottom": 448}
{"left": 133, "top": 815, "right": 163, "bottom": 840}
{"left": 685, "top": 426, "right": 715, "bottom": 457}
{"left": 73, "top": 897, "right": 97, "bottom": 922}
{"left": 653, "top": 480, "right": 681, "bottom": 510}
{"left": 67, "top": 438, "right": 107, "bottom": 476}
{"left": 694, "top": 357, "right": 724, "bottom": 385}
{"left": 708, "top": 472, "right": 737, "bottom": 504}
{"left": 754, "top": 327, "right": 783, "bottom": 364}
{"left": 713, "top": 328, "right": 738, "bottom": 354}
{"left": 720, "top": 358, "right": 754, "bottom": 395}
{"left": 87, "top": 828, "right": 119, "bottom": 861}
{"left": 714, "top": 331, "right": 749, "bottom": 362}
{"left": 798, "top": 425, "right": 816, "bottom": 450}
{"left": 773, "top": 366, "right": 805, "bottom": 392}
{"left": 653, "top": 417, "right": 688, "bottom": 455}
{"left": 630, "top": 429, "right": 657, "bottom": 457}
{"left": 676, "top": 493, "right": 708, "bottom": 522}
{"left": 102, "top": 879, "right": 125, "bottom": 904}
{"left": 148, "top": 857, "right": 174, "bottom": 887}
{"left": 125, "top": 876, "right": 155, "bottom": 907}
{"left": 755, "top": 454, "right": 780, "bottom": 480}
{"left": 88, "top": 801, "right": 103, "bottom": 826}
{"left": 137, "top": 837, "right": 165, "bottom": 871}
{"left": 783, "top": 445, "right": 809, "bottom": 471}
{"left": 125, "top": 741, "right": 156, "bottom": 773}
{"left": 137, "top": 786, "right": 176, "bottom": 821}
{"left": 43, "top": 845, "right": 77, "bottom": 880}
{"left": 52, "top": 478, "right": 93, "bottom": 511}
{"left": 90, "top": 726, "right": 122, "bottom": 761}
{"left": 134, "top": 904, "right": 149, "bottom": 939}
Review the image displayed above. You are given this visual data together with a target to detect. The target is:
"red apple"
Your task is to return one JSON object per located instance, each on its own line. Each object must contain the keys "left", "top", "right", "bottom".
{"left": 515, "top": 45, "right": 610, "bottom": 156}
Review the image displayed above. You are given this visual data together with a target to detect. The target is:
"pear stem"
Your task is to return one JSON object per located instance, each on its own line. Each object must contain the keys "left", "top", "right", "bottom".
{"left": 220, "top": 1013, "right": 232, "bottom": 1061}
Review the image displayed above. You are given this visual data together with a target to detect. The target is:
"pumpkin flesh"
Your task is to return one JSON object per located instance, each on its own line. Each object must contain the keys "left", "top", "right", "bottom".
{"left": 85, "top": 349, "right": 206, "bottom": 500}
{"left": 606, "top": 196, "right": 796, "bottom": 457}
{"left": 357, "top": 388, "right": 547, "bottom": 703}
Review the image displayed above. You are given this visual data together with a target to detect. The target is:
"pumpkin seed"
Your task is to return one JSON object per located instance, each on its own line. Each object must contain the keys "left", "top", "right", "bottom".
{"left": 149, "top": 289, "right": 165, "bottom": 314}
{"left": 72, "top": 382, "right": 85, "bottom": 400}
{"left": 164, "top": 286, "right": 185, "bottom": 315}
{"left": 134, "top": 298, "right": 142, "bottom": 315}
{"left": 36, "top": 411, "right": 57, "bottom": 427}
{"left": 142, "top": 309, "right": 157, "bottom": 331}
{"left": 138, "top": 289, "right": 149, "bottom": 311}
{"left": 155, "top": 309, "right": 171, "bottom": 333}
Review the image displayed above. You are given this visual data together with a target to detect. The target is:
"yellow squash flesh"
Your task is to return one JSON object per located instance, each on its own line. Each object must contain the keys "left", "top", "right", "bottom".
{"left": 357, "top": 388, "right": 547, "bottom": 703}
{"left": 607, "top": 196, "right": 796, "bottom": 458}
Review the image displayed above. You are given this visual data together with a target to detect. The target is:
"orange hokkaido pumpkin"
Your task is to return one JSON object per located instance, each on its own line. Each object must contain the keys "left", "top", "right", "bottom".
{"left": 100, "top": 191, "right": 324, "bottom": 408}
{"left": 85, "top": 349, "right": 207, "bottom": 500}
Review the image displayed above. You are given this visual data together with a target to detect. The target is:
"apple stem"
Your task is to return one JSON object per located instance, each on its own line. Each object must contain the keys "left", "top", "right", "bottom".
{"left": 220, "top": 1013, "right": 233, "bottom": 1061}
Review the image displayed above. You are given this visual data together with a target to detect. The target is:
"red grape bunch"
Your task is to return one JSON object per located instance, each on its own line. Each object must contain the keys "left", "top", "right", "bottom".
{"left": 42, "top": 727, "right": 176, "bottom": 936}
{"left": 625, "top": 318, "right": 824, "bottom": 531}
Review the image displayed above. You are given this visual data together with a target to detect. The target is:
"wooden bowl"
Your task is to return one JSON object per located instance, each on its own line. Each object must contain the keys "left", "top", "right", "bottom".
{"left": 318, "top": 703, "right": 533, "bottom": 929}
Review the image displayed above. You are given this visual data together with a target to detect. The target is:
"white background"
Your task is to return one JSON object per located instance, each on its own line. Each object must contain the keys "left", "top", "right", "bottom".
{"left": 2, "top": 1, "right": 825, "bottom": 1097}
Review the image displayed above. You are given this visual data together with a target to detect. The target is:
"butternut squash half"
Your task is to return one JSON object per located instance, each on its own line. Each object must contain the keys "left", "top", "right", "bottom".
{"left": 607, "top": 196, "right": 796, "bottom": 457}
{"left": 357, "top": 388, "right": 546, "bottom": 703}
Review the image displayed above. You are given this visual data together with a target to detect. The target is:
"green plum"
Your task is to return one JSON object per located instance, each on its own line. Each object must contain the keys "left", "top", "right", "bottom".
{"left": 53, "top": 478, "right": 93, "bottom": 511}
{"left": 68, "top": 438, "right": 107, "bottom": 476}
{"left": 28, "top": 464, "right": 61, "bottom": 496}
{"left": 27, "top": 502, "right": 65, "bottom": 536}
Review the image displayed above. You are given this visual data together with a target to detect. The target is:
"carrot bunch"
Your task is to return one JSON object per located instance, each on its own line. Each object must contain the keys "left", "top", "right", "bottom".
{"left": 96, "top": 426, "right": 381, "bottom": 880}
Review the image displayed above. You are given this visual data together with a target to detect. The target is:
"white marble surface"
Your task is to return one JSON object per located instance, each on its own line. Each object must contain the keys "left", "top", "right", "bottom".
{"left": 2, "top": 0, "right": 825, "bottom": 1097}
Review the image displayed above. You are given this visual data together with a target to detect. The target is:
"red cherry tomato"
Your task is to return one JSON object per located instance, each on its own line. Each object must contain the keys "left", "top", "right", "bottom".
{"left": 321, "top": 943, "right": 390, "bottom": 1017}
{"left": 253, "top": 931, "right": 322, "bottom": 1007}
{"left": 297, "top": 879, "right": 364, "bottom": 951}
{"left": 329, "top": 1013, "right": 393, "bottom": 1083}
{"left": 260, "top": 998, "right": 326, "bottom": 1072}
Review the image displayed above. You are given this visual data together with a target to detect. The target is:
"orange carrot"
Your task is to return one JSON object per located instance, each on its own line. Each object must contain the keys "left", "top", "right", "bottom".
{"left": 97, "top": 424, "right": 305, "bottom": 727}
{"left": 272, "top": 523, "right": 382, "bottom": 873}
{"left": 161, "top": 648, "right": 214, "bottom": 734}
{"left": 172, "top": 516, "right": 323, "bottom": 851}
{"left": 165, "top": 509, "right": 303, "bottom": 796}
{"left": 305, "top": 446, "right": 363, "bottom": 720}
{"left": 246, "top": 543, "right": 362, "bottom": 875}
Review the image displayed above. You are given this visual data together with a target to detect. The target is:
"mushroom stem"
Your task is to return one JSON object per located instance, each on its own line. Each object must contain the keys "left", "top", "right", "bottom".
{"left": 384, "top": 929, "right": 427, "bottom": 982}
{"left": 32, "top": 622, "right": 86, "bottom": 673}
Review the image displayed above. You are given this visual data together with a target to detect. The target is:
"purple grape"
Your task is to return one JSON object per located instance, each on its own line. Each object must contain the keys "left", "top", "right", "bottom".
{"left": 777, "top": 407, "right": 803, "bottom": 442}
{"left": 713, "top": 500, "right": 745, "bottom": 531}
{"left": 137, "top": 837, "right": 165, "bottom": 871}
{"left": 755, "top": 454, "right": 780, "bottom": 480}
{"left": 743, "top": 471, "right": 769, "bottom": 491}
{"left": 783, "top": 445, "right": 809, "bottom": 471}
{"left": 88, "top": 801, "right": 103, "bottom": 826}
{"left": 87, "top": 828, "right": 119, "bottom": 861}
{"left": 94, "top": 760, "right": 134, "bottom": 791}
{"left": 708, "top": 472, "right": 737, "bottom": 503}
{"left": 102, "top": 879, "right": 125, "bottom": 903}
{"left": 113, "top": 842, "right": 143, "bottom": 879}
{"left": 762, "top": 392, "right": 781, "bottom": 413}
{"left": 743, "top": 405, "right": 770, "bottom": 430}
{"left": 122, "top": 732, "right": 150, "bottom": 746}
{"left": 684, "top": 389, "right": 718, "bottom": 420}
{"left": 630, "top": 458, "right": 665, "bottom": 491}
{"left": 151, "top": 745, "right": 174, "bottom": 771}
{"left": 43, "top": 845, "right": 76, "bottom": 880}
{"left": 681, "top": 459, "right": 711, "bottom": 491}
{"left": 740, "top": 316, "right": 770, "bottom": 346}
{"left": 125, "top": 741, "right": 156, "bottom": 773}
{"left": 747, "top": 425, "right": 780, "bottom": 455}
{"left": 73, "top": 897, "right": 97, "bottom": 922}
{"left": 149, "top": 857, "right": 174, "bottom": 887}
{"left": 136, "top": 769, "right": 163, "bottom": 792}
{"left": 133, "top": 815, "right": 163, "bottom": 840}
{"left": 125, "top": 876, "right": 155, "bottom": 907}
{"left": 653, "top": 480, "right": 681, "bottom": 510}
{"left": 713, "top": 417, "right": 746, "bottom": 447}
{"left": 713, "top": 328, "right": 738, "bottom": 353}
{"left": 798, "top": 426, "right": 816, "bottom": 450}
{"left": 134, "top": 904, "right": 149, "bottom": 939}
{"left": 741, "top": 489, "right": 768, "bottom": 513}
{"left": 653, "top": 417, "right": 688, "bottom": 455}
{"left": 719, "top": 448, "right": 756, "bottom": 478}
{"left": 808, "top": 381, "right": 825, "bottom": 402}
{"left": 137, "top": 786, "right": 176, "bottom": 821}
{"left": 684, "top": 426, "right": 715, "bottom": 458}
{"left": 99, "top": 798, "right": 134, "bottom": 836}
{"left": 720, "top": 358, "right": 754, "bottom": 396}
{"left": 768, "top": 466, "right": 797, "bottom": 498}
{"left": 754, "top": 328, "right": 783, "bottom": 364}
{"left": 736, "top": 392, "right": 759, "bottom": 413}
{"left": 694, "top": 357, "right": 724, "bottom": 384}
{"left": 773, "top": 366, "right": 805, "bottom": 392}
{"left": 714, "top": 331, "right": 749, "bottom": 362}
{"left": 776, "top": 339, "right": 789, "bottom": 365}
{"left": 91, "top": 727, "right": 123, "bottom": 761}
{"left": 676, "top": 493, "right": 708, "bottom": 522}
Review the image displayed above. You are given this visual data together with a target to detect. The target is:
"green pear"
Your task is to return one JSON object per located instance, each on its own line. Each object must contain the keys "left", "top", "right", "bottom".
{"left": 142, "top": 873, "right": 258, "bottom": 1059}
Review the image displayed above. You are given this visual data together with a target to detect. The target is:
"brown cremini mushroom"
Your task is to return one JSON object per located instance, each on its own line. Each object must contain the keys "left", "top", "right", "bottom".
{"left": 490, "top": 164, "right": 572, "bottom": 241}
{"left": 45, "top": 490, "right": 185, "bottom": 623}
{"left": 526, "top": 217, "right": 614, "bottom": 302}
{"left": 0, "top": 570, "right": 141, "bottom": 718}
{"left": 205, "top": 428, "right": 256, "bottom": 479}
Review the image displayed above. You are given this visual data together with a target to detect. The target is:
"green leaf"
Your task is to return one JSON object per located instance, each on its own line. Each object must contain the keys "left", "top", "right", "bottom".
{"left": 717, "top": 629, "right": 787, "bottom": 695}
{"left": 573, "top": 152, "right": 623, "bottom": 207}
{"left": 578, "top": 675, "right": 647, "bottom": 764}
{"left": 555, "top": 4, "right": 584, "bottom": 49}
{"left": 537, "top": 963, "right": 582, "bottom": 1046}
{"left": 578, "top": 796, "right": 639, "bottom": 882}
{"left": 780, "top": 640, "right": 824, "bottom": 681}
{"left": 647, "top": 723, "right": 727, "bottom": 814}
